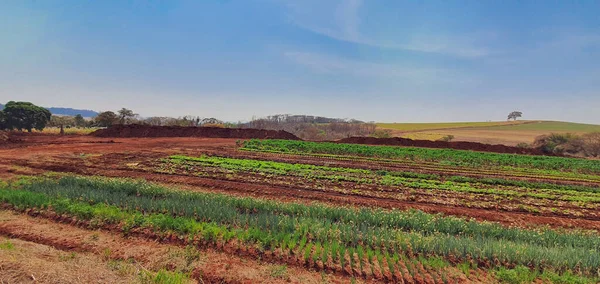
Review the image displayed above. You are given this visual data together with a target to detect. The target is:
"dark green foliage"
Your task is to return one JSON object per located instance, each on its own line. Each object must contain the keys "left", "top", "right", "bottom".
{"left": 74, "top": 114, "right": 86, "bottom": 127}
{"left": 0, "top": 110, "right": 6, "bottom": 130}
{"left": 94, "top": 111, "right": 118, "bottom": 127}
{"left": 1, "top": 101, "right": 52, "bottom": 132}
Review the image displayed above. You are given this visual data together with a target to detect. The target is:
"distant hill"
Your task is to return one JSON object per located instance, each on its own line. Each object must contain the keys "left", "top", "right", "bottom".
{"left": 45, "top": 107, "right": 99, "bottom": 117}
{"left": 0, "top": 103, "right": 98, "bottom": 117}
{"left": 377, "top": 120, "right": 600, "bottom": 146}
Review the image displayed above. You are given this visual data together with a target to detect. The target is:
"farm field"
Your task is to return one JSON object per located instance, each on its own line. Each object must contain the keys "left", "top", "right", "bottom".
{"left": 378, "top": 121, "right": 600, "bottom": 146}
{"left": 1, "top": 134, "right": 600, "bottom": 283}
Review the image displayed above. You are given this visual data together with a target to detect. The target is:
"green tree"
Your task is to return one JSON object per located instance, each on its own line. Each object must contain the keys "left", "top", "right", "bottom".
{"left": 2, "top": 101, "right": 52, "bottom": 132}
{"left": 507, "top": 111, "right": 523, "bottom": 121}
{"left": 117, "top": 108, "right": 136, "bottom": 125}
{"left": 0, "top": 110, "right": 6, "bottom": 130}
{"left": 74, "top": 114, "right": 86, "bottom": 128}
{"left": 94, "top": 111, "right": 118, "bottom": 127}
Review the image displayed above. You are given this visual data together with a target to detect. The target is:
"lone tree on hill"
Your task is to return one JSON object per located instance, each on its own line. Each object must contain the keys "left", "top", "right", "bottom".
{"left": 0, "top": 101, "right": 51, "bottom": 132}
{"left": 507, "top": 111, "right": 523, "bottom": 121}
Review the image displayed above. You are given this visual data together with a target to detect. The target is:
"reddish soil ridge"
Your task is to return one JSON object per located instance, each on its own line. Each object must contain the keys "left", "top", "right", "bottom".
{"left": 338, "top": 136, "right": 554, "bottom": 156}
{"left": 91, "top": 124, "right": 300, "bottom": 140}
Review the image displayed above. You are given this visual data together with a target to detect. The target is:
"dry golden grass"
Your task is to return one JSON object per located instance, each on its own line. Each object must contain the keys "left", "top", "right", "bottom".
{"left": 377, "top": 121, "right": 527, "bottom": 132}
{"left": 0, "top": 236, "right": 141, "bottom": 284}
{"left": 377, "top": 121, "right": 600, "bottom": 145}
{"left": 399, "top": 132, "right": 446, "bottom": 141}
{"left": 34, "top": 127, "right": 99, "bottom": 135}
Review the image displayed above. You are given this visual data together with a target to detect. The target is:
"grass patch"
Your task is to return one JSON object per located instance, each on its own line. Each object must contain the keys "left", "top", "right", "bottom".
{"left": 268, "top": 265, "right": 289, "bottom": 280}
{"left": 0, "top": 240, "right": 15, "bottom": 250}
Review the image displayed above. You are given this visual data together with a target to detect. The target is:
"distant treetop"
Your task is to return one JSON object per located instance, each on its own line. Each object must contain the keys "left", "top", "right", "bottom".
{"left": 507, "top": 111, "right": 523, "bottom": 121}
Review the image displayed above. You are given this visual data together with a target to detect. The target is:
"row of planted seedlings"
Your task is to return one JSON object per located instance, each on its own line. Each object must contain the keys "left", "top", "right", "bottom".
{"left": 238, "top": 146, "right": 600, "bottom": 186}
{"left": 240, "top": 139, "right": 600, "bottom": 176}
{"left": 172, "top": 154, "right": 600, "bottom": 195}
{"left": 165, "top": 155, "right": 600, "bottom": 210}
{"left": 1, "top": 176, "right": 599, "bottom": 282}
{"left": 236, "top": 148, "right": 600, "bottom": 188}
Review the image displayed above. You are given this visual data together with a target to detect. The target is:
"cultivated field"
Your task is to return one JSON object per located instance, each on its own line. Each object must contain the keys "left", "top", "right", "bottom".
{"left": 378, "top": 121, "right": 600, "bottom": 145}
{"left": 1, "top": 133, "right": 600, "bottom": 283}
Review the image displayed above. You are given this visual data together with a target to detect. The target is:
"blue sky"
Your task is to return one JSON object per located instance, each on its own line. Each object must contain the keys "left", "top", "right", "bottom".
{"left": 1, "top": 0, "right": 599, "bottom": 123}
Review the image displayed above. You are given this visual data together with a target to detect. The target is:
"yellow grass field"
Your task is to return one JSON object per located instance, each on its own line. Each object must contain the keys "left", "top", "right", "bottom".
{"left": 377, "top": 120, "right": 600, "bottom": 146}
{"left": 34, "top": 127, "right": 99, "bottom": 135}
{"left": 376, "top": 121, "right": 528, "bottom": 132}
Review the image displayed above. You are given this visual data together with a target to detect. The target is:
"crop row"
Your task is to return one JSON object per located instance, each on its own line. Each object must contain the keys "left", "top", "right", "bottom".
{"left": 241, "top": 139, "right": 600, "bottom": 175}
{"left": 168, "top": 155, "right": 600, "bottom": 205}
{"left": 239, "top": 148, "right": 600, "bottom": 185}
{"left": 223, "top": 151, "right": 600, "bottom": 192}
{"left": 2, "top": 176, "right": 600, "bottom": 280}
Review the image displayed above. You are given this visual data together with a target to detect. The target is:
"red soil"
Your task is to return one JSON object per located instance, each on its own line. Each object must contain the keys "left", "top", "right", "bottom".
{"left": 0, "top": 134, "right": 598, "bottom": 231}
{"left": 338, "top": 136, "right": 553, "bottom": 155}
{"left": 91, "top": 124, "right": 300, "bottom": 140}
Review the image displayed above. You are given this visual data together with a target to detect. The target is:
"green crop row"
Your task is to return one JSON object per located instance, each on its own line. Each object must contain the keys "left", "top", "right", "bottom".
{"left": 240, "top": 147, "right": 600, "bottom": 183}
{"left": 2, "top": 176, "right": 600, "bottom": 278}
{"left": 168, "top": 155, "right": 600, "bottom": 204}
{"left": 240, "top": 139, "right": 600, "bottom": 175}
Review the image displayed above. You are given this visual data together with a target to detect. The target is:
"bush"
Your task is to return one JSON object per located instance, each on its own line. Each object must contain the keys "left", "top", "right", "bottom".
{"left": 534, "top": 132, "right": 600, "bottom": 157}
{"left": 438, "top": 135, "right": 455, "bottom": 142}
{"left": 515, "top": 143, "right": 530, "bottom": 149}
{"left": 533, "top": 133, "right": 580, "bottom": 154}
{"left": 370, "top": 129, "right": 392, "bottom": 138}
{"left": 581, "top": 132, "right": 600, "bottom": 157}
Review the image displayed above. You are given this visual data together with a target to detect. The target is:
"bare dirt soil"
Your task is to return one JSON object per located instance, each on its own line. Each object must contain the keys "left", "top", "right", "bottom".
{"left": 1, "top": 133, "right": 598, "bottom": 282}
{"left": 1, "top": 134, "right": 598, "bottom": 231}
{"left": 91, "top": 124, "right": 300, "bottom": 140}
{"left": 338, "top": 136, "right": 551, "bottom": 155}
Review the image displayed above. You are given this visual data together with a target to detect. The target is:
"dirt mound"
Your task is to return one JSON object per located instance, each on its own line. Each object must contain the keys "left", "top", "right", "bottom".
{"left": 91, "top": 124, "right": 300, "bottom": 140}
{"left": 338, "top": 136, "right": 553, "bottom": 156}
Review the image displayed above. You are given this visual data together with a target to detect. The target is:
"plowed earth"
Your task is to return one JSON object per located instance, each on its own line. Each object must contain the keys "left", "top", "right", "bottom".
{"left": 91, "top": 124, "right": 300, "bottom": 140}
{"left": 0, "top": 210, "right": 363, "bottom": 284}
{"left": 1, "top": 134, "right": 599, "bottom": 231}
{"left": 2, "top": 134, "right": 600, "bottom": 282}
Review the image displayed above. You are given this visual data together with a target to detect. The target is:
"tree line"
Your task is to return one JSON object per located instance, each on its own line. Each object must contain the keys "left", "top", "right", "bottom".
{"left": 48, "top": 108, "right": 227, "bottom": 128}
{"left": 0, "top": 101, "right": 52, "bottom": 132}
{"left": 241, "top": 114, "right": 377, "bottom": 140}
{"left": 0, "top": 102, "right": 384, "bottom": 140}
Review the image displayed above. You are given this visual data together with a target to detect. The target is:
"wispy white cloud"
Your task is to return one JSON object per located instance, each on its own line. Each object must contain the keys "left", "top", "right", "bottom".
{"left": 482, "top": 30, "right": 600, "bottom": 68}
{"left": 283, "top": 51, "right": 475, "bottom": 85}
{"left": 283, "top": 0, "right": 490, "bottom": 58}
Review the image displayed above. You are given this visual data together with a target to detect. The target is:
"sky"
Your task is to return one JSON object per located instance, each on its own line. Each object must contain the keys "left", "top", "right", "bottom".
{"left": 1, "top": 0, "right": 599, "bottom": 123}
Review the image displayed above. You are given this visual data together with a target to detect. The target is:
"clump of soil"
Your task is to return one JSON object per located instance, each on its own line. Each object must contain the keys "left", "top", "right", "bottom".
{"left": 91, "top": 124, "right": 300, "bottom": 140}
{"left": 0, "top": 131, "right": 8, "bottom": 143}
{"left": 338, "top": 136, "right": 554, "bottom": 156}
